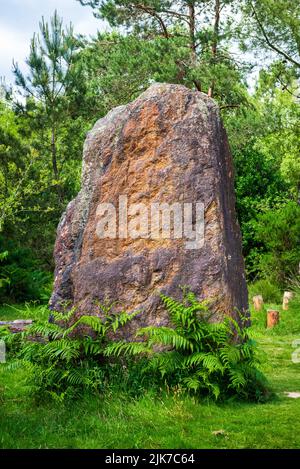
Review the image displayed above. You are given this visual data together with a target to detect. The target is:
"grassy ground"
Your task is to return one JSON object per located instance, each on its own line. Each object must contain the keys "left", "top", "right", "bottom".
{"left": 0, "top": 299, "right": 300, "bottom": 449}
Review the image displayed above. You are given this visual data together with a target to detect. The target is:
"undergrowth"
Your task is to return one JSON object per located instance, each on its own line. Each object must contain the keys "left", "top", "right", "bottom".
{"left": 0, "top": 292, "right": 271, "bottom": 403}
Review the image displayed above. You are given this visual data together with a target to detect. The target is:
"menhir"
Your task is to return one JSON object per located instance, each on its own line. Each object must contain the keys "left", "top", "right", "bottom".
{"left": 50, "top": 83, "right": 248, "bottom": 331}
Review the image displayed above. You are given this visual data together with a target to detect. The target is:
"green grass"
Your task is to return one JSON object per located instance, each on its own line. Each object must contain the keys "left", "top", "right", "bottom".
{"left": 0, "top": 299, "right": 300, "bottom": 449}
{"left": 0, "top": 303, "right": 49, "bottom": 322}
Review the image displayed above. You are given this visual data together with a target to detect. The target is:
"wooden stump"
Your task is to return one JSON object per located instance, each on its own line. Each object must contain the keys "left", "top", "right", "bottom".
{"left": 267, "top": 309, "right": 280, "bottom": 328}
{"left": 253, "top": 295, "right": 264, "bottom": 311}
{"left": 282, "top": 291, "right": 294, "bottom": 310}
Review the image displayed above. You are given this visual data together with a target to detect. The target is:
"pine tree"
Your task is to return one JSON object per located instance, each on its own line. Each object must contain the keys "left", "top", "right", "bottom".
{"left": 77, "top": 0, "right": 249, "bottom": 106}
{"left": 13, "top": 11, "right": 80, "bottom": 205}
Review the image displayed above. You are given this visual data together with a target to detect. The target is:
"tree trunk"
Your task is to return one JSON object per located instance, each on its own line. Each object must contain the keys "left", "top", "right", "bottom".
{"left": 51, "top": 120, "right": 63, "bottom": 205}
{"left": 188, "top": 2, "right": 197, "bottom": 64}
{"left": 208, "top": 0, "right": 221, "bottom": 98}
{"left": 51, "top": 124, "right": 58, "bottom": 180}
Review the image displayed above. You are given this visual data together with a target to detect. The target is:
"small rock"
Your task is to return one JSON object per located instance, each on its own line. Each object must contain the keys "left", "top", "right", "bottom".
{"left": 13, "top": 320, "right": 33, "bottom": 324}
{"left": 284, "top": 392, "right": 300, "bottom": 399}
{"left": 212, "top": 429, "right": 228, "bottom": 437}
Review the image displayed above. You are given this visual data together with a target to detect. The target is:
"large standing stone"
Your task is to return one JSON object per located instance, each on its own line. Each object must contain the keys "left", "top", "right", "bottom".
{"left": 50, "top": 83, "right": 248, "bottom": 330}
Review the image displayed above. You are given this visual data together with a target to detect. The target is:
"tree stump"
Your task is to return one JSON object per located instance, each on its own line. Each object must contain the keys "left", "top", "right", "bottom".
{"left": 253, "top": 295, "right": 264, "bottom": 311}
{"left": 282, "top": 291, "right": 294, "bottom": 311}
{"left": 267, "top": 309, "right": 280, "bottom": 328}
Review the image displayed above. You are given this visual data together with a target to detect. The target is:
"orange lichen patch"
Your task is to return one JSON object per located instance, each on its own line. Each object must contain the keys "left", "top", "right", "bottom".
{"left": 80, "top": 100, "right": 179, "bottom": 263}
{"left": 121, "top": 102, "right": 162, "bottom": 155}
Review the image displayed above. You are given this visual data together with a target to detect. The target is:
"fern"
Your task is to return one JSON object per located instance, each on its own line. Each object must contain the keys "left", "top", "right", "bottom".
{"left": 2, "top": 292, "right": 270, "bottom": 402}
{"left": 137, "top": 326, "right": 194, "bottom": 351}
{"left": 104, "top": 340, "right": 150, "bottom": 357}
{"left": 104, "top": 290, "right": 270, "bottom": 401}
{"left": 2, "top": 302, "right": 139, "bottom": 401}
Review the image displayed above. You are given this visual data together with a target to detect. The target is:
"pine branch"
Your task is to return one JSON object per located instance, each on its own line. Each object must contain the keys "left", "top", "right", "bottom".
{"left": 251, "top": 2, "right": 300, "bottom": 68}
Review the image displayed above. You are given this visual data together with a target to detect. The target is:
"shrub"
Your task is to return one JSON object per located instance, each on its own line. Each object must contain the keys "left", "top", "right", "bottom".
{"left": 105, "top": 292, "right": 270, "bottom": 402}
{"left": 3, "top": 304, "right": 140, "bottom": 402}
{"left": 0, "top": 240, "right": 52, "bottom": 303}
{"left": 2, "top": 294, "right": 270, "bottom": 403}
{"left": 248, "top": 279, "right": 282, "bottom": 304}
{"left": 253, "top": 201, "right": 300, "bottom": 285}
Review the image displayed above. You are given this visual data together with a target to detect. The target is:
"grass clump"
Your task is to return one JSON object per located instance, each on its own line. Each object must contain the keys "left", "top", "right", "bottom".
{"left": 248, "top": 279, "right": 282, "bottom": 304}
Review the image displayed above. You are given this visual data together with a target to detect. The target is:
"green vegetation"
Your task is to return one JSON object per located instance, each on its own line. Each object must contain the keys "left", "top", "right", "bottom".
{"left": 0, "top": 0, "right": 300, "bottom": 451}
{"left": 1, "top": 294, "right": 268, "bottom": 403}
{"left": 1, "top": 293, "right": 300, "bottom": 449}
{"left": 2, "top": 306, "right": 142, "bottom": 402}
{"left": 248, "top": 279, "right": 282, "bottom": 304}
{"left": 0, "top": 2, "right": 299, "bottom": 299}
{"left": 105, "top": 293, "right": 268, "bottom": 401}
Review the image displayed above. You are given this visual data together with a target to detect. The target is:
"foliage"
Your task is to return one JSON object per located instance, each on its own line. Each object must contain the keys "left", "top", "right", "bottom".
{"left": 0, "top": 99, "right": 33, "bottom": 231}
{"left": 2, "top": 305, "right": 140, "bottom": 401}
{"left": 241, "top": 0, "right": 300, "bottom": 75}
{"left": 0, "top": 237, "right": 52, "bottom": 303}
{"left": 0, "top": 1, "right": 300, "bottom": 449}
{"left": 12, "top": 11, "right": 88, "bottom": 207}
{"left": 253, "top": 202, "right": 300, "bottom": 284}
{"left": 77, "top": 0, "right": 250, "bottom": 106}
{"left": 258, "top": 89, "right": 300, "bottom": 201}
{"left": 225, "top": 85, "right": 299, "bottom": 283}
{"left": 1, "top": 294, "right": 270, "bottom": 402}
{"left": 105, "top": 292, "right": 270, "bottom": 401}
{"left": 0, "top": 12, "right": 99, "bottom": 285}
{"left": 0, "top": 2, "right": 299, "bottom": 300}
{"left": 248, "top": 279, "right": 282, "bottom": 304}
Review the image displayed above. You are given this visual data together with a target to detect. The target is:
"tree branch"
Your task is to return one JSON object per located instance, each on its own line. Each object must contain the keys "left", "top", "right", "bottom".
{"left": 251, "top": 2, "right": 300, "bottom": 68}
{"left": 135, "top": 4, "right": 169, "bottom": 38}
{"left": 276, "top": 75, "right": 300, "bottom": 99}
{"left": 159, "top": 8, "right": 190, "bottom": 24}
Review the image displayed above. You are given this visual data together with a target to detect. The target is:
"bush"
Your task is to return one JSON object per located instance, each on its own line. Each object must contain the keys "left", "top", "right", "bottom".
{"left": 2, "top": 304, "right": 140, "bottom": 402}
{"left": 106, "top": 292, "right": 271, "bottom": 402}
{"left": 2, "top": 293, "right": 271, "bottom": 403}
{"left": 248, "top": 279, "right": 282, "bottom": 304}
{"left": 253, "top": 201, "right": 300, "bottom": 285}
{"left": 0, "top": 239, "right": 52, "bottom": 303}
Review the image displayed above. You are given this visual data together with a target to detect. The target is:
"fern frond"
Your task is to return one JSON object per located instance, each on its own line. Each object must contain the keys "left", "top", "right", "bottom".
{"left": 51, "top": 308, "right": 75, "bottom": 323}
{"left": 146, "top": 350, "right": 184, "bottom": 377}
{"left": 184, "top": 353, "right": 224, "bottom": 373}
{"left": 43, "top": 339, "right": 81, "bottom": 362}
{"left": 182, "top": 375, "right": 201, "bottom": 392}
{"left": 104, "top": 340, "right": 150, "bottom": 357}
{"left": 110, "top": 310, "right": 140, "bottom": 333}
{"left": 228, "top": 367, "right": 247, "bottom": 390}
{"left": 26, "top": 322, "right": 63, "bottom": 340}
{"left": 82, "top": 337, "right": 103, "bottom": 356}
{"left": 137, "top": 326, "right": 193, "bottom": 351}
{"left": 63, "top": 315, "right": 106, "bottom": 337}
{"left": 220, "top": 344, "right": 241, "bottom": 365}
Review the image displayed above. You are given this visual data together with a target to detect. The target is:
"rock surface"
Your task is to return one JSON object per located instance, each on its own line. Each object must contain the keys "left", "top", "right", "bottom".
{"left": 50, "top": 83, "right": 248, "bottom": 330}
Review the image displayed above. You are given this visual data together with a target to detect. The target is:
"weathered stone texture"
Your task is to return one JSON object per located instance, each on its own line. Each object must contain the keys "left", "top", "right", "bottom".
{"left": 50, "top": 83, "right": 248, "bottom": 328}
